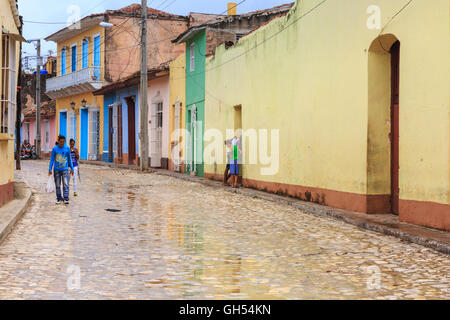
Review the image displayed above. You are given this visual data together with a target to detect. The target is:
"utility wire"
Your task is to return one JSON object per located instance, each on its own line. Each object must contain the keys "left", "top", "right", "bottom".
{"left": 24, "top": 0, "right": 110, "bottom": 25}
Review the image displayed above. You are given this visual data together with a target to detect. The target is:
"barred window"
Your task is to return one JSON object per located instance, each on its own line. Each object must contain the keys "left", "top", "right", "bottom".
{"left": 157, "top": 102, "right": 163, "bottom": 128}
{"left": 1, "top": 34, "right": 17, "bottom": 135}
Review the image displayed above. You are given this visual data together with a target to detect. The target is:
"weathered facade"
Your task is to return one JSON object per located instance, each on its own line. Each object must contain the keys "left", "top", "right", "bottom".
{"left": 104, "top": 4, "right": 190, "bottom": 83}
{"left": 204, "top": 0, "right": 450, "bottom": 231}
{"left": 94, "top": 65, "right": 170, "bottom": 168}
{"left": 92, "top": 4, "right": 193, "bottom": 167}
{"left": 21, "top": 101, "right": 56, "bottom": 159}
{"left": 20, "top": 71, "right": 56, "bottom": 158}
{"left": 168, "top": 53, "right": 186, "bottom": 172}
{"left": 174, "top": 3, "right": 294, "bottom": 177}
{"left": 0, "top": 0, "right": 22, "bottom": 206}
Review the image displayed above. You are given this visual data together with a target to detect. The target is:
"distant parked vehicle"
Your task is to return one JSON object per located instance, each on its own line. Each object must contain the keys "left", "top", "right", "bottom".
{"left": 20, "top": 142, "right": 37, "bottom": 160}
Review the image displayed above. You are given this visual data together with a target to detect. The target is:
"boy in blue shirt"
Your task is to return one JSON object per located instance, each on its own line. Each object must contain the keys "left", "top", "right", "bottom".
{"left": 49, "top": 135, "right": 74, "bottom": 205}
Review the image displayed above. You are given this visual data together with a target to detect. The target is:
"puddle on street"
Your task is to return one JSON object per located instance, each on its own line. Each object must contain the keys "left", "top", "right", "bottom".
{"left": 0, "top": 161, "right": 449, "bottom": 300}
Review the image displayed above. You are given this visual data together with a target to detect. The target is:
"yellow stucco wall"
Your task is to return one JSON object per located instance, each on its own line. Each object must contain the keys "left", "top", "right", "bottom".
{"left": 56, "top": 25, "right": 105, "bottom": 78}
{"left": 56, "top": 93, "right": 104, "bottom": 150}
{"left": 54, "top": 26, "right": 105, "bottom": 155}
{"left": 0, "top": 0, "right": 21, "bottom": 188}
{"left": 204, "top": 0, "right": 450, "bottom": 205}
{"left": 168, "top": 53, "right": 186, "bottom": 167}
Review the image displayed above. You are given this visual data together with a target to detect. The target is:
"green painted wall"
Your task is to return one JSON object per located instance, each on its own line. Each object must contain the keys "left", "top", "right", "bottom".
{"left": 185, "top": 29, "right": 206, "bottom": 177}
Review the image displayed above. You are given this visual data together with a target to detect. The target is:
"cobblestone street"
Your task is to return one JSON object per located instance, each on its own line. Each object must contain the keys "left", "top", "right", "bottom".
{"left": 0, "top": 160, "right": 448, "bottom": 299}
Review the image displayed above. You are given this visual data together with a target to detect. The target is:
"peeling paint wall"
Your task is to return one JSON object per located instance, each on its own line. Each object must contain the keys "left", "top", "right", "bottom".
{"left": 105, "top": 16, "right": 189, "bottom": 83}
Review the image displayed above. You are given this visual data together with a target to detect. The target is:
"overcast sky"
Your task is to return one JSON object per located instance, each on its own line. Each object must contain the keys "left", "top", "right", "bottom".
{"left": 19, "top": 0, "right": 291, "bottom": 65}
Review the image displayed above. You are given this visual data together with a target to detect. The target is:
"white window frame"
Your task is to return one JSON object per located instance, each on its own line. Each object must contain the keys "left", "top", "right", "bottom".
{"left": 88, "top": 108, "right": 100, "bottom": 160}
{"left": 1, "top": 34, "right": 17, "bottom": 135}
{"left": 69, "top": 112, "right": 77, "bottom": 142}
{"left": 190, "top": 43, "right": 195, "bottom": 72}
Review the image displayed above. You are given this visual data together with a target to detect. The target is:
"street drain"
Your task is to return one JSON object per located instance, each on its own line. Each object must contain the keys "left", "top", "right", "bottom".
{"left": 106, "top": 209, "right": 122, "bottom": 213}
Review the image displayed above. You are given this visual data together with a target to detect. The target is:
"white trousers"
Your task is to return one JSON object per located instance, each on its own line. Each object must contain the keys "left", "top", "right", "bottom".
{"left": 72, "top": 166, "right": 78, "bottom": 193}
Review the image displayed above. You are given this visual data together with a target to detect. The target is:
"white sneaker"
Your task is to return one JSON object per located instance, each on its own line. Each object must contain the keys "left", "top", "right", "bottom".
{"left": 56, "top": 200, "right": 62, "bottom": 205}
{"left": 64, "top": 200, "right": 69, "bottom": 205}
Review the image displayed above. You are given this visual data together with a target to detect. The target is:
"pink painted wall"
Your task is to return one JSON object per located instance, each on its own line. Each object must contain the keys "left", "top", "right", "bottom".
{"left": 22, "top": 116, "right": 56, "bottom": 156}
{"left": 147, "top": 75, "right": 170, "bottom": 159}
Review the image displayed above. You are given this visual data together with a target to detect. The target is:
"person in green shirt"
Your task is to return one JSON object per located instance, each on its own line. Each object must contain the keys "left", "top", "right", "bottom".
{"left": 230, "top": 136, "right": 241, "bottom": 188}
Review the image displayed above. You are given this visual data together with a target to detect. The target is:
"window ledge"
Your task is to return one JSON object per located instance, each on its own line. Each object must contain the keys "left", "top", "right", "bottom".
{"left": 0, "top": 133, "right": 14, "bottom": 141}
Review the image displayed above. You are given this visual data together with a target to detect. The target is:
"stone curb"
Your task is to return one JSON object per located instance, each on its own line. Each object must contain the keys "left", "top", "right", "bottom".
{"left": 0, "top": 181, "right": 32, "bottom": 245}
{"left": 79, "top": 160, "right": 450, "bottom": 256}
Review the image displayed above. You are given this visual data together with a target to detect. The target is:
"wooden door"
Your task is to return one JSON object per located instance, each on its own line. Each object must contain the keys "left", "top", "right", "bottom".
{"left": 108, "top": 105, "right": 113, "bottom": 161}
{"left": 126, "top": 97, "right": 136, "bottom": 165}
{"left": 117, "top": 103, "right": 123, "bottom": 161}
{"left": 390, "top": 41, "right": 400, "bottom": 215}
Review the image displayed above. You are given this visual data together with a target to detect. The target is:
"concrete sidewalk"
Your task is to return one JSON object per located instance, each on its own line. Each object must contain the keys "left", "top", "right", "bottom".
{"left": 0, "top": 181, "right": 32, "bottom": 245}
{"left": 80, "top": 160, "right": 450, "bottom": 255}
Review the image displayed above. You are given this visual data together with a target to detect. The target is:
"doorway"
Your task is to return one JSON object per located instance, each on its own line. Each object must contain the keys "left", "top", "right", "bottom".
{"left": 390, "top": 41, "right": 400, "bottom": 214}
{"left": 108, "top": 105, "right": 114, "bottom": 162}
{"left": 59, "top": 111, "right": 67, "bottom": 139}
{"left": 80, "top": 108, "right": 88, "bottom": 159}
{"left": 234, "top": 105, "right": 242, "bottom": 179}
{"left": 190, "top": 105, "right": 197, "bottom": 174}
{"left": 117, "top": 103, "right": 123, "bottom": 162}
{"left": 126, "top": 97, "right": 136, "bottom": 165}
{"left": 150, "top": 101, "right": 163, "bottom": 168}
{"left": 367, "top": 35, "right": 400, "bottom": 214}
{"left": 88, "top": 109, "right": 100, "bottom": 160}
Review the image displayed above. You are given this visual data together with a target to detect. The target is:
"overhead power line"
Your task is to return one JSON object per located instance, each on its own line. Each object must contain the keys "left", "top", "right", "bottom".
{"left": 23, "top": 0, "right": 110, "bottom": 25}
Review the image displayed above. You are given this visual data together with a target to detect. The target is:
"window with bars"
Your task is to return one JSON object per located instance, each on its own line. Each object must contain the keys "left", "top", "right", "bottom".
{"left": 88, "top": 110, "right": 100, "bottom": 160}
{"left": 1, "top": 34, "right": 17, "bottom": 135}
{"left": 157, "top": 102, "right": 163, "bottom": 128}
{"left": 190, "top": 43, "right": 195, "bottom": 72}
{"left": 69, "top": 113, "right": 77, "bottom": 142}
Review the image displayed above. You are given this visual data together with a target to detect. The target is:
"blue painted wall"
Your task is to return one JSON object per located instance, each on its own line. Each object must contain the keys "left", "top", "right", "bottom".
{"left": 101, "top": 85, "right": 139, "bottom": 162}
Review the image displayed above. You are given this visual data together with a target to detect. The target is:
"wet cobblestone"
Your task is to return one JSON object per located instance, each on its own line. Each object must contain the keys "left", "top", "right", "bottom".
{"left": 0, "top": 160, "right": 449, "bottom": 299}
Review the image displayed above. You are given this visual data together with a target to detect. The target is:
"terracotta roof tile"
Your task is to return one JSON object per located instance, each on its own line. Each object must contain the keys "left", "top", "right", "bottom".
{"left": 107, "top": 3, "right": 177, "bottom": 17}
{"left": 23, "top": 100, "right": 56, "bottom": 119}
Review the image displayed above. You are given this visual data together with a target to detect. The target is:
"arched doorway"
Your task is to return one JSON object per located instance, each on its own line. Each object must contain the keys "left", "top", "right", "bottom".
{"left": 367, "top": 34, "right": 400, "bottom": 214}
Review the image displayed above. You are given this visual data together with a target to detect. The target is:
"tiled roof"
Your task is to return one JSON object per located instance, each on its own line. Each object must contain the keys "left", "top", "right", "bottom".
{"left": 173, "top": 2, "right": 294, "bottom": 44}
{"left": 23, "top": 100, "right": 56, "bottom": 119}
{"left": 106, "top": 3, "right": 179, "bottom": 17}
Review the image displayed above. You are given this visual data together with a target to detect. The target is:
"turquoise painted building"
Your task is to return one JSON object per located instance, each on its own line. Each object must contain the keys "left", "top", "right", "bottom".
{"left": 173, "top": 5, "right": 294, "bottom": 177}
{"left": 181, "top": 29, "right": 206, "bottom": 177}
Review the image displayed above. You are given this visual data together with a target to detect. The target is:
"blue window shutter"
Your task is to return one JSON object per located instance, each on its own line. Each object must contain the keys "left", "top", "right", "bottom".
{"left": 71, "top": 45, "right": 77, "bottom": 72}
{"left": 82, "top": 40, "right": 89, "bottom": 69}
{"left": 61, "top": 49, "right": 66, "bottom": 75}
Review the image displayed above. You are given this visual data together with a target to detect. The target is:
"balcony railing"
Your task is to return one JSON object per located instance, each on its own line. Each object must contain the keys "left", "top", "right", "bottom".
{"left": 46, "top": 67, "right": 102, "bottom": 99}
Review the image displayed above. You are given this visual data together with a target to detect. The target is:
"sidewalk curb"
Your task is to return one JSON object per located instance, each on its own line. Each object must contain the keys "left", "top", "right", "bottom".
{"left": 0, "top": 181, "right": 32, "bottom": 245}
{"left": 80, "top": 160, "right": 450, "bottom": 256}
